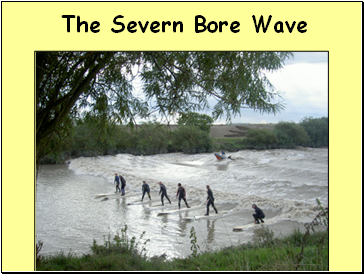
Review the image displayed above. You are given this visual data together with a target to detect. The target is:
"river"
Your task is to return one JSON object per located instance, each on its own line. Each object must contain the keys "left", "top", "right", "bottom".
{"left": 36, "top": 148, "right": 328, "bottom": 259}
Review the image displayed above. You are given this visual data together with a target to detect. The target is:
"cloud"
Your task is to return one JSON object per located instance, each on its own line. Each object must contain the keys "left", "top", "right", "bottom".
{"left": 273, "top": 63, "right": 327, "bottom": 105}
{"left": 285, "top": 52, "right": 328, "bottom": 65}
{"left": 225, "top": 59, "right": 328, "bottom": 124}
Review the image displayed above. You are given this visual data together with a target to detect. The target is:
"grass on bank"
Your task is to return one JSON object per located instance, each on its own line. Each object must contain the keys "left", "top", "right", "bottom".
{"left": 37, "top": 223, "right": 328, "bottom": 271}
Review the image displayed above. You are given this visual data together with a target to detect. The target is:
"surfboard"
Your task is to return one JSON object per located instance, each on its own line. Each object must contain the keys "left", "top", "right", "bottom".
{"left": 144, "top": 203, "right": 174, "bottom": 212}
{"left": 95, "top": 193, "right": 132, "bottom": 198}
{"left": 95, "top": 193, "right": 119, "bottom": 198}
{"left": 157, "top": 206, "right": 203, "bottom": 216}
{"left": 127, "top": 200, "right": 152, "bottom": 205}
{"left": 183, "top": 211, "right": 229, "bottom": 220}
{"left": 150, "top": 204, "right": 166, "bottom": 208}
{"left": 233, "top": 219, "right": 277, "bottom": 231}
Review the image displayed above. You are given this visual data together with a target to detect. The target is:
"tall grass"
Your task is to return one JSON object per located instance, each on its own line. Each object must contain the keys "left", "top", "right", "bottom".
{"left": 37, "top": 229, "right": 328, "bottom": 271}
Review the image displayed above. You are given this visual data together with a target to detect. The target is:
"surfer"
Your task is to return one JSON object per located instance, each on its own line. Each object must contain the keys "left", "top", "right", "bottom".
{"left": 159, "top": 182, "right": 171, "bottom": 206}
{"left": 176, "top": 183, "right": 190, "bottom": 209}
{"left": 141, "top": 181, "right": 151, "bottom": 201}
{"left": 119, "top": 174, "right": 126, "bottom": 196}
{"left": 114, "top": 173, "right": 121, "bottom": 193}
{"left": 205, "top": 185, "right": 218, "bottom": 216}
{"left": 252, "top": 204, "right": 265, "bottom": 224}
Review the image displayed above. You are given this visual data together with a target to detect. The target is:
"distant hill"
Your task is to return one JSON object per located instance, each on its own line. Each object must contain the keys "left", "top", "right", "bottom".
{"left": 135, "top": 123, "right": 276, "bottom": 138}
{"left": 209, "top": 124, "right": 276, "bottom": 138}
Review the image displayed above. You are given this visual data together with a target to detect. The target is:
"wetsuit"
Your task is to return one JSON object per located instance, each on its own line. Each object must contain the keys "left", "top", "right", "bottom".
{"left": 176, "top": 187, "right": 190, "bottom": 209}
{"left": 206, "top": 189, "right": 218, "bottom": 215}
{"left": 114, "top": 175, "right": 121, "bottom": 193}
{"left": 141, "top": 183, "right": 151, "bottom": 201}
{"left": 119, "top": 176, "right": 126, "bottom": 195}
{"left": 159, "top": 184, "right": 171, "bottom": 206}
{"left": 253, "top": 206, "right": 265, "bottom": 223}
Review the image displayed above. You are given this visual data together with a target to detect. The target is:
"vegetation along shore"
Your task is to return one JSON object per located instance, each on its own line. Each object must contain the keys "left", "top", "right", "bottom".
{"left": 40, "top": 115, "right": 328, "bottom": 165}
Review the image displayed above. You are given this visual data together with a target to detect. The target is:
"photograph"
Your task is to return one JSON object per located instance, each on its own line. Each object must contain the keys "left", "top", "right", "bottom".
{"left": 1, "top": 1, "right": 361, "bottom": 271}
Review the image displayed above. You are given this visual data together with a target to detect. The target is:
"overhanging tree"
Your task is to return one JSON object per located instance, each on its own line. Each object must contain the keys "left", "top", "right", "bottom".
{"left": 36, "top": 51, "right": 293, "bottom": 167}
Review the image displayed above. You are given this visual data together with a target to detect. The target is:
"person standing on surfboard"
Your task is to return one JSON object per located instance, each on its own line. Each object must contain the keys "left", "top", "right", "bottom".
{"left": 159, "top": 182, "right": 171, "bottom": 206}
{"left": 205, "top": 185, "right": 218, "bottom": 216}
{"left": 114, "top": 173, "right": 121, "bottom": 193}
{"left": 176, "top": 183, "right": 190, "bottom": 209}
{"left": 119, "top": 174, "right": 127, "bottom": 196}
{"left": 252, "top": 204, "right": 265, "bottom": 224}
{"left": 141, "top": 181, "right": 151, "bottom": 201}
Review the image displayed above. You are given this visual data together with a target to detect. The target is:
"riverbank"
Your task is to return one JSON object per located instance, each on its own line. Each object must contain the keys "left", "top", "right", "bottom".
{"left": 209, "top": 123, "right": 276, "bottom": 138}
{"left": 36, "top": 224, "right": 328, "bottom": 271}
{"left": 165, "top": 123, "right": 276, "bottom": 138}
{"left": 39, "top": 118, "right": 328, "bottom": 164}
{"left": 39, "top": 124, "right": 269, "bottom": 164}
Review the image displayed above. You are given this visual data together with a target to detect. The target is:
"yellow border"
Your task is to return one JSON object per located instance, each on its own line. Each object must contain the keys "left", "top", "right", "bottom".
{"left": 1, "top": 2, "right": 362, "bottom": 271}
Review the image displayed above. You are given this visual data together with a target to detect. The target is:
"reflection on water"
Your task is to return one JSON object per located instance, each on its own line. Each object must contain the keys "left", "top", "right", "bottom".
{"left": 217, "top": 163, "right": 230, "bottom": 171}
{"left": 177, "top": 218, "right": 188, "bottom": 237}
{"left": 206, "top": 220, "right": 216, "bottom": 244}
{"left": 160, "top": 214, "right": 169, "bottom": 225}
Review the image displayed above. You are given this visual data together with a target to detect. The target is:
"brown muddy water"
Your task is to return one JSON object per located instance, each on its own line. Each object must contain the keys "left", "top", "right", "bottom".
{"left": 36, "top": 148, "right": 328, "bottom": 259}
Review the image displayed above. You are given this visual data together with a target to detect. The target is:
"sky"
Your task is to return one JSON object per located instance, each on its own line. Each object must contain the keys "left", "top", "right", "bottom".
{"left": 215, "top": 52, "right": 329, "bottom": 124}
{"left": 134, "top": 52, "right": 328, "bottom": 124}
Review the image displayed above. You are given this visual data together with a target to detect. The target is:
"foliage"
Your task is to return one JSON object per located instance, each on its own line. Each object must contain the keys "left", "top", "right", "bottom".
{"left": 300, "top": 117, "right": 328, "bottom": 147}
{"left": 241, "top": 119, "right": 327, "bottom": 150}
{"left": 133, "top": 122, "right": 171, "bottom": 155}
{"left": 36, "top": 223, "right": 328, "bottom": 271}
{"left": 36, "top": 52, "right": 116, "bottom": 166}
{"left": 39, "top": 116, "right": 329, "bottom": 163}
{"left": 36, "top": 240, "right": 44, "bottom": 266}
{"left": 274, "top": 122, "right": 310, "bottom": 148}
{"left": 212, "top": 137, "right": 247, "bottom": 152}
{"left": 295, "top": 199, "right": 328, "bottom": 270}
{"left": 39, "top": 121, "right": 215, "bottom": 163}
{"left": 243, "top": 129, "right": 279, "bottom": 149}
{"left": 69, "top": 115, "right": 120, "bottom": 157}
{"left": 171, "top": 125, "right": 213, "bottom": 154}
{"left": 177, "top": 112, "right": 214, "bottom": 132}
{"left": 36, "top": 51, "right": 293, "bottom": 167}
{"left": 189, "top": 226, "right": 200, "bottom": 257}
{"left": 91, "top": 225, "right": 150, "bottom": 257}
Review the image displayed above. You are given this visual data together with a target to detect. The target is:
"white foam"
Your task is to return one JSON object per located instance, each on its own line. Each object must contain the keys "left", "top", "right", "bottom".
{"left": 68, "top": 149, "right": 328, "bottom": 224}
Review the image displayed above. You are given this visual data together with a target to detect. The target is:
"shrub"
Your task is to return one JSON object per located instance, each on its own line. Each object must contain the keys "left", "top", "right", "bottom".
{"left": 172, "top": 125, "right": 213, "bottom": 154}
{"left": 177, "top": 112, "right": 214, "bottom": 132}
{"left": 300, "top": 117, "right": 328, "bottom": 147}
{"left": 132, "top": 122, "right": 170, "bottom": 155}
{"left": 273, "top": 122, "right": 310, "bottom": 148}
{"left": 91, "top": 225, "right": 150, "bottom": 257}
{"left": 243, "top": 129, "right": 279, "bottom": 149}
